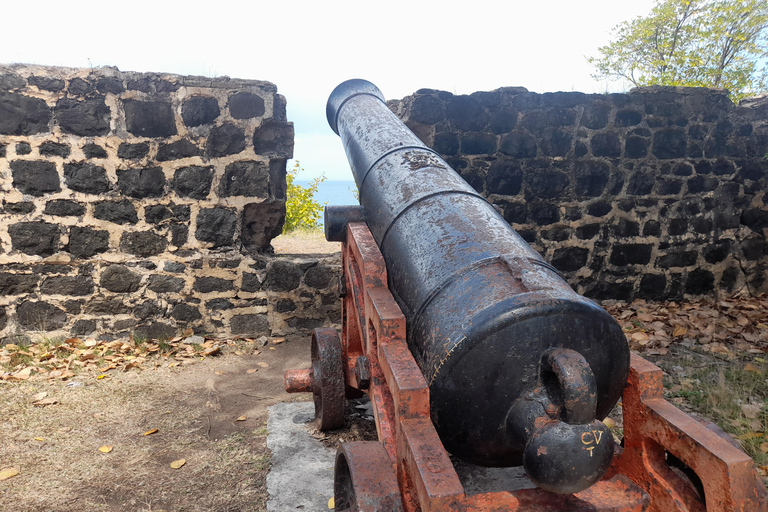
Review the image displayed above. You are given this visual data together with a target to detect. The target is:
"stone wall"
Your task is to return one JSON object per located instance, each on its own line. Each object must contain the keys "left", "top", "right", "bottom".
{"left": 389, "top": 86, "right": 768, "bottom": 301}
{"left": 0, "top": 64, "right": 340, "bottom": 343}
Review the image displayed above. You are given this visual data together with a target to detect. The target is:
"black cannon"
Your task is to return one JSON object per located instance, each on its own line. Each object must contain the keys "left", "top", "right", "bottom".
{"left": 320, "top": 79, "right": 630, "bottom": 494}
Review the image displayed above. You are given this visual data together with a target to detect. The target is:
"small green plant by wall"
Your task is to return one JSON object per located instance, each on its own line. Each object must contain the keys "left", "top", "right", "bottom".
{"left": 283, "top": 161, "right": 325, "bottom": 233}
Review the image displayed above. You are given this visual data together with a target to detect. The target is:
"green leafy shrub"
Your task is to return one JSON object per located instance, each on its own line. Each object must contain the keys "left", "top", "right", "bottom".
{"left": 283, "top": 161, "right": 325, "bottom": 233}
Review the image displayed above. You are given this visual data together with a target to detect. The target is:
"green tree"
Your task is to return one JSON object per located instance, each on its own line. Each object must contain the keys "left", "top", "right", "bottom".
{"left": 283, "top": 161, "right": 325, "bottom": 233}
{"left": 588, "top": 0, "right": 768, "bottom": 101}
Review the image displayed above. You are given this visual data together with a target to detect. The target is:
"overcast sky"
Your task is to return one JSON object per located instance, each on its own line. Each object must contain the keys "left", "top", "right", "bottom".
{"left": 0, "top": 0, "right": 656, "bottom": 180}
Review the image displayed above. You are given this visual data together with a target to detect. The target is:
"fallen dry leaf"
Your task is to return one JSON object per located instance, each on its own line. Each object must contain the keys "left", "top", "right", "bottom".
{"left": 672, "top": 326, "right": 688, "bottom": 337}
{"left": 99, "top": 446, "right": 113, "bottom": 453}
{"left": 32, "top": 398, "right": 58, "bottom": 407}
{"left": 203, "top": 346, "right": 221, "bottom": 357}
{"left": 745, "top": 363, "right": 763, "bottom": 374}
{"left": 246, "top": 369, "right": 259, "bottom": 374}
{"left": 761, "top": 442, "right": 768, "bottom": 454}
{"left": 214, "top": 371, "right": 226, "bottom": 376}
{"left": 143, "top": 429, "right": 159, "bottom": 436}
{"left": 31, "top": 392, "right": 48, "bottom": 401}
{"left": 603, "top": 417, "right": 617, "bottom": 429}
{"left": 742, "top": 404, "right": 762, "bottom": 419}
{"left": 170, "top": 459, "right": 186, "bottom": 469}
{"left": 257, "top": 362, "right": 269, "bottom": 368}
{"left": 328, "top": 497, "right": 335, "bottom": 509}
{"left": 235, "top": 415, "right": 246, "bottom": 422}
{"left": 0, "top": 467, "right": 19, "bottom": 481}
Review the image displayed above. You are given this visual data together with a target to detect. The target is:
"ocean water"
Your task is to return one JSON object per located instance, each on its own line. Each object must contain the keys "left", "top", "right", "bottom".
{"left": 294, "top": 180, "right": 358, "bottom": 227}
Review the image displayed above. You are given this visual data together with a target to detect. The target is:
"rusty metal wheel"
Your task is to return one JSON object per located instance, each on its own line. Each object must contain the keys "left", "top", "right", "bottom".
{"left": 334, "top": 442, "right": 404, "bottom": 512}
{"left": 311, "top": 327, "right": 345, "bottom": 430}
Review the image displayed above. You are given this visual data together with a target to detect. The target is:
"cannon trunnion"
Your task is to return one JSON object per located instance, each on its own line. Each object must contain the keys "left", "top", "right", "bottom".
{"left": 284, "top": 79, "right": 768, "bottom": 511}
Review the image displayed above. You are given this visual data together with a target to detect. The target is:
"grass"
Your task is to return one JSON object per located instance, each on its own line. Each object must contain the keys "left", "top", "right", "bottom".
{"left": 660, "top": 350, "right": 768, "bottom": 468}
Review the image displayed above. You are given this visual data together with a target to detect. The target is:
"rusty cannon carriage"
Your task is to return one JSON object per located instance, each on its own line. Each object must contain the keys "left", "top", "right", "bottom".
{"left": 284, "top": 79, "right": 768, "bottom": 511}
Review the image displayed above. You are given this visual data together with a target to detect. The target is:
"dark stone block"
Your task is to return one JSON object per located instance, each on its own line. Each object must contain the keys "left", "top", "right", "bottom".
{"left": 587, "top": 201, "right": 612, "bottom": 217}
{"left": 63, "top": 162, "right": 110, "bottom": 194}
{"left": 627, "top": 172, "right": 655, "bottom": 195}
{"left": 691, "top": 216, "right": 712, "bottom": 234}
{"left": 276, "top": 298, "right": 297, "bottom": 313}
{"left": 55, "top": 97, "right": 110, "bottom": 136}
{"left": 206, "top": 298, "right": 233, "bottom": 310}
{"left": 68, "top": 227, "right": 109, "bottom": 258}
{"left": 0, "top": 93, "right": 51, "bottom": 135}
{"left": 3, "top": 202, "right": 34, "bottom": 214}
{"left": 87, "top": 298, "right": 130, "bottom": 315}
{"left": 642, "top": 220, "right": 660, "bottom": 236}
{"left": 668, "top": 218, "right": 688, "bottom": 236}
{"left": 264, "top": 260, "right": 302, "bottom": 291}
{"left": 607, "top": 172, "right": 625, "bottom": 195}
{"left": 117, "top": 142, "right": 149, "bottom": 160}
{"left": 742, "top": 209, "right": 768, "bottom": 232}
{"left": 171, "top": 304, "right": 201, "bottom": 322}
{"left": 434, "top": 132, "right": 459, "bottom": 156}
{"left": 305, "top": 266, "right": 336, "bottom": 289}
{"left": 638, "top": 274, "right": 666, "bottom": 299}
{"left": 134, "top": 322, "right": 176, "bottom": 341}
{"left": 229, "top": 92, "right": 265, "bottom": 119}
{"left": 526, "top": 170, "right": 569, "bottom": 199}
{"left": 147, "top": 275, "right": 184, "bottom": 293}
{"left": 551, "top": 247, "right": 589, "bottom": 272}
{"left": 156, "top": 139, "right": 201, "bottom": 161}
{"left": 447, "top": 95, "right": 488, "bottom": 131}
{"left": 576, "top": 224, "right": 600, "bottom": 239}
{"left": 242, "top": 201, "right": 285, "bottom": 251}
{"left": 71, "top": 319, "right": 96, "bottom": 336}
{"left": 68, "top": 78, "right": 93, "bottom": 96}
{"left": 94, "top": 200, "right": 138, "bottom": 225}
{"left": 487, "top": 160, "right": 522, "bottom": 196}
{"left": 252, "top": 120, "right": 293, "bottom": 158}
{"left": 736, "top": 160, "right": 766, "bottom": 181}
{"left": 81, "top": 143, "right": 107, "bottom": 159}
{"left": 489, "top": 107, "right": 518, "bottom": 134}
{"left": 196, "top": 207, "right": 236, "bottom": 248}
{"left": 685, "top": 269, "right": 714, "bottom": 295}
{"left": 502, "top": 202, "right": 527, "bottom": 223}
{"left": 610, "top": 244, "right": 653, "bottom": 265}
{"left": 100, "top": 265, "right": 141, "bottom": 293}
{"left": 672, "top": 163, "right": 693, "bottom": 176}
{"left": 652, "top": 129, "right": 687, "bottom": 159}
{"left": 574, "top": 160, "right": 609, "bottom": 197}
{"left": 17, "top": 301, "right": 67, "bottom": 331}
{"left": 540, "top": 128, "right": 572, "bottom": 157}
{"left": 613, "top": 219, "right": 639, "bottom": 237}
{"left": 409, "top": 95, "right": 443, "bottom": 125}
{"left": 39, "top": 141, "right": 70, "bottom": 158}
{"left": 687, "top": 175, "right": 718, "bottom": 193}
{"left": 574, "top": 141, "right": 588, "bottom": 157}
{"left": 741, "top": 239, "right": 766, "bottom": 261}
{"left": 0, "top": 73, "right": 25, "bottom": 91}
{"left": 171, "top": 204, "right": 191, "bottom": 222}
{"left": 241, "top": 272, "right": 261, "bottom": 292}
{"left": 715, "top": 211, "right": 741, "bottom": 230}
{"left": 704, "top": 240, "right": 731, "bottom": 263}
{"left": 499, "top": 131, "right": 537, "bottom": 158}
{"left": 144, "top": 205, "right": 172, "bottom": 224}
{"left": 181, "top": 96, "right": 220, "bottom": 127}
{"left": 286, "top": 316, "right": 326, "bottom": 331}
{"left": 11, "top": 160, "right": 60, "bottom": 196}
{"left": 590, "top": 132, "right": 621, "bottom": 157}
{"left": 193, "top": 277, "right": 234, "bottom": 293}
{"left": 694, "top": 160, "right": 713, "bottom": 174}
{"left": 44, "top": 200, "right": 85, "bottom": 217}
{"left": 96, "top": 78, "right": 124, "bottom": 94}
{"left": 657, "top": 179, "right": 682, "bottom": 195}
{"left": 164, "top": 262, "right": 186, "bottom": 273}
{"left": 9, "top": 222, "right": 59, "bottom": 255}
{"left": 120, "top": 231, "right": 167, "bottom": 257}
{"left": 624, "top": 136, "right": 648, "bottom": 158}
{"left": 124, "top": 100, "right": 177, "bottom": 137}
{"left": 40, "top": 276, "right": 94, "bottom": 296}
{"left": 541, "top": 226, "right": 573, "bottom": 241}
{"left": 657, "top": 251, "right": 698, "bottom": 268}
{"left": 615, "top": 110, "right": 642, "bottom": 127}
{"left": 220, "top": 161, "right": 269, "bottom": 197}
{"left": 0, "top": 273, "right": 39, "bottom": 295}
{"left": 529, "top": 202, "right": 561, "bottom": 225}
{"left": 132, "top": 301, "right": 161, "bottom": 320}
{"left": 0, "top": 143, "right": 4, "bottom": 158}
{"left": 563, "top": 207, "right": 582, "bottom": 221}
{"left": 117, "top": 167, "right": 166, "bottom": 198}
{"left": 461, "top": 132, "right": 497, "bottom": 155}
{"left": 582, "top": 102, "right": 610, "bottom": 129}
{"left": 171, "top": 165, "right": 213, "bottom": 200}
{"left": 15, "top": 142, "right": 31, "bottom": 155}
{"left": 170, "top": 224, "right": 188, "bottom": 247}
{"left": 230, "top": 314, "right": 269, "bottom": 335}
{"left": 583, "top": 282, "right": 633, "bottom": 302}
{"left": 713, "top": 159, "right": 735, "bottom": 176}
{"left": 206, "top": 123, "right": 246, "bottom": 157}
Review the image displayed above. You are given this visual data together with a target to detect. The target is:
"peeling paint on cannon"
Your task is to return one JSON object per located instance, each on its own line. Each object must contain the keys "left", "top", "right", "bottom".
{"left": 325, "top": 79, "right": 630, "bottom": 493}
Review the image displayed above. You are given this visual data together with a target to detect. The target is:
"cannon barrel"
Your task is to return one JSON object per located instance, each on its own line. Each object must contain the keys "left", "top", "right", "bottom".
{"left": 326, "top": 79, "right": 630, "bottom": 494}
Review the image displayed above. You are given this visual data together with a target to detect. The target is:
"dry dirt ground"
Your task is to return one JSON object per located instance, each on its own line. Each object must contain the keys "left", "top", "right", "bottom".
{"left": 0, "top": 336, "right": 313, "bottom": 512}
